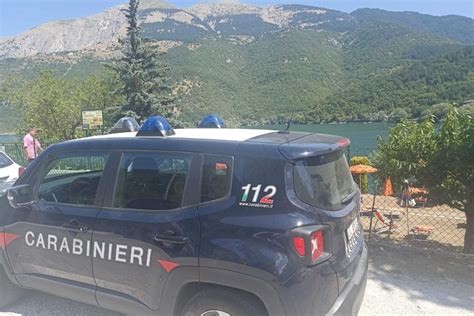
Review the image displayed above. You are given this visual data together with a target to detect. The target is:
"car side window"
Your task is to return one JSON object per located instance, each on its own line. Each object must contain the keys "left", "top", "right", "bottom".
{"left": 113, "top": 152, "right": 192, "bottom": 211}
{"left": 200, "top": 155, "right": 233, "bottom": 203}
{"left": 38, "top": 153, "right": 109, "bottom": 205}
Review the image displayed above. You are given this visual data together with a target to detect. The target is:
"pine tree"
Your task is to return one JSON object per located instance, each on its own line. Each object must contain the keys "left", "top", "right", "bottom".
{"left": 110, "top": 0, "right": 176, "bottom": 123}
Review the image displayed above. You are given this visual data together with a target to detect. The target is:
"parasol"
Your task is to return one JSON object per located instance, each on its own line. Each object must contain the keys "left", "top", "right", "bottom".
{"left": 350, "top": 164, "right": 378, "bottom": 190}
{"left": 383, "top": 176, "right": 393, "bottom": 196}
{"left": 350, "top": 164, "right": 378, "bottom": 174}
{"left": 350, "top": 164, "right": 378, "bottom": 239}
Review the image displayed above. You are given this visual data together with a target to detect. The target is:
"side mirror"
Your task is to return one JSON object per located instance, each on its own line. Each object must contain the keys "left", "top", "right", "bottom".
{"left": 6, "top": 184, "right": 33, "bottom": 208}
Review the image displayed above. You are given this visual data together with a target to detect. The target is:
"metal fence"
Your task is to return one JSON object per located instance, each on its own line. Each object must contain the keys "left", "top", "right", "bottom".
{"left": 1, "top": 143, "right": 28, "bottom": 166}
{"left": 1, "top": 142, "right": 468, "bottom": 253}
{"left": 348, "top": 148, "right": 467, "bottom": 253}
{"left": 359, "top": 191, "right": 466, "bottom": 252}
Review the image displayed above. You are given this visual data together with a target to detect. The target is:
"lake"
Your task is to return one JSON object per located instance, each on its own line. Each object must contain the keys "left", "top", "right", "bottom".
{"left": 0, "top": 134, "right": 18, "bottom": 144}
{"left": 0, "top": 122, "right": 393, "bottom": 156}
{"left": 254, "top": 122, "right": 394, "bottom": 156}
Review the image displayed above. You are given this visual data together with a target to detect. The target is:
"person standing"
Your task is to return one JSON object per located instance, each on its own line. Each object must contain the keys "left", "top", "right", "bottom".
{"left": 23, "top": 127, "right": 43, "bottom": 165}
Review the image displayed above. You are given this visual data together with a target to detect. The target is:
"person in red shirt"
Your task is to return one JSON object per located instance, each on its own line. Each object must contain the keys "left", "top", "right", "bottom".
{"left": 23, "top": 127, "right": 43, "bottom": 164}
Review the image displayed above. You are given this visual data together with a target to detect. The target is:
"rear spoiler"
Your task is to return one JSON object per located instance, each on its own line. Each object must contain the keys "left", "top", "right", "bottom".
{"left": 278, "top": 133, "right": 350, "bottom": 161}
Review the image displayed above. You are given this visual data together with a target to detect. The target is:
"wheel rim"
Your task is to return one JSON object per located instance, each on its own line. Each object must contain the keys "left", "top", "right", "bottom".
{"left": 200, "top": 310, "right": 231, "bottom": 316}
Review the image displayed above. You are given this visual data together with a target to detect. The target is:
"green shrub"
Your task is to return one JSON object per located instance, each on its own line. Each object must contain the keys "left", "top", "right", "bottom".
{"left": 350, "top": 156, "right": 371, "bottom": 193}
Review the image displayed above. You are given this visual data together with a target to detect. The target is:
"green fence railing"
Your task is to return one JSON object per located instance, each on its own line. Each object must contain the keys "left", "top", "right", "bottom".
{"left": 1, "top": 143, "right": 27, "bottom": 166}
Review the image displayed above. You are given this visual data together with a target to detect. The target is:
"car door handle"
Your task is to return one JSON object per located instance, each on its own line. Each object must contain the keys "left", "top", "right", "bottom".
{"left": 154, "top": 233, "right": 188, "bottom": 244}
{"left": 62, "top": 220, "right": 89, "bottom": 233}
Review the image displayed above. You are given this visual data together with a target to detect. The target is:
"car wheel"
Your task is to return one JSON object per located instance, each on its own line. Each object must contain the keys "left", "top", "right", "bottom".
{"left": 0, "top": 266, "right": 23, "bottom": 308}
{"left": 181, "top": 288, "right": 266, "bottom": 316}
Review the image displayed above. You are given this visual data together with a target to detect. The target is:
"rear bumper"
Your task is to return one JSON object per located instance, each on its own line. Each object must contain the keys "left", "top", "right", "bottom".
{"left": 326, "top": 243, "right": 368, "bottom": 316}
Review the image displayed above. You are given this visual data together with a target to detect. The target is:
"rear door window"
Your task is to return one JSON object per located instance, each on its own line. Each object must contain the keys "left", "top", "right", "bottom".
{"left": 200, "top": 155, "right": 233, "bottom": 203}
{"left": 293, "top": 150, "right": 355, "bottom": 211}
{"left": 113, "top": 152, "right": 192, "bottom": 210}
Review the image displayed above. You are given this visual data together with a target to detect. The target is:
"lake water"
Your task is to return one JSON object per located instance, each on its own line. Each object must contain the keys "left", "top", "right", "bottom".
{"left": 0, "top": 135, "right": 18, "bottom": 144}
{"left": 0, "top": 122, "right": 393, "bottom": 156}
{"left": 255, "top": 122, "right": 394, "bottom": 156}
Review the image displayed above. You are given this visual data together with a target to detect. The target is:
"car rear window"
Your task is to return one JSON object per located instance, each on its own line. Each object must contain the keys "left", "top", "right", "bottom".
{"left": 293, "top": 150, "right": 356, "bottom": 211}
{"left": 0, "top": 152, "right": 13, "bottom": 168}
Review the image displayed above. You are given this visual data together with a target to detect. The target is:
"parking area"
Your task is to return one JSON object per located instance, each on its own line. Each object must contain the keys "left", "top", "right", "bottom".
{"left": 1, "top": 242, "right": 473, "bottom": 316}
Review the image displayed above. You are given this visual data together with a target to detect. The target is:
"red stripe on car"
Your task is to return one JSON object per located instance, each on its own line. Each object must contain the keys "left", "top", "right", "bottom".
{"left": 156, "top": 259, "right": 180, "bottom": 273}
{"left": 0, "top": 232, "right": 21, "bottom": 249}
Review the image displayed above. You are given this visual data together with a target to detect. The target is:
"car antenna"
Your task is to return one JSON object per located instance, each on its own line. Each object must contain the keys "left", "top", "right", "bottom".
{"left": 279, "top": 109, "right": 295, "bottom": 134}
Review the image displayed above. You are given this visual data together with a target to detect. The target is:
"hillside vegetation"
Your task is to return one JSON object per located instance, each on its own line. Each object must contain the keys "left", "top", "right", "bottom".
{"left": 0, "top": 2, "right": 473, "bottom": 131}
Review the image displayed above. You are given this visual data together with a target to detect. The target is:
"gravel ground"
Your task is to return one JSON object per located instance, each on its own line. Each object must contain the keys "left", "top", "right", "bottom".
{"left": 359, "top": 242, "right": 474, "bottom": 315}
{"left": 1, "top": 242, "right": 473, "bottom": 316}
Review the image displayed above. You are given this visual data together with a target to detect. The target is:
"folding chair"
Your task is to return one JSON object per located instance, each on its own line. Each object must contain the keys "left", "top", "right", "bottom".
{"left": 409, "top": 225, "right": 434, "bottom": 240}
{"left": 372, "top": 209, "right": 398, "bottom": 234}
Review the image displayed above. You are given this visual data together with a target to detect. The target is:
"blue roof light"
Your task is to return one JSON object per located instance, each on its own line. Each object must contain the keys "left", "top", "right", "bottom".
{"left": 109, "top": 117, "right": 140, "bottom": 134}
{"left": 198, "top": 114, "right": 224, "bottom": 128}
{"left": 136, "top": 116, "right": 175, "bottom": 137}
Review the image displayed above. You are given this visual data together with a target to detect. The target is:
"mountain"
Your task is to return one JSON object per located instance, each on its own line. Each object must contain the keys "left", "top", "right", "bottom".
{"left": 352, "top": 8, "right": 474, "bottom": 44}
{"left": 0, "top": 1, "right": 473, "bottom": 130}
{"left": 0, "top": 6, "right": 126, "bottom": 59}
{"left": 314, "top": 46, "right": 474, "bottom": 122}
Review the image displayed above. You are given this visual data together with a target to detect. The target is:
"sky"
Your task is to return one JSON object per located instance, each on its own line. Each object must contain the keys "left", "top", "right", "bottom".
{"left": 0, "top": 0, "right": 473, "bottom": 37}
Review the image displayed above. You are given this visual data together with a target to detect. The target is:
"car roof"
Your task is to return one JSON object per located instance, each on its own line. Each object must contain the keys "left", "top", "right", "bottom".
{"left": 45, "top": 128, "right": 350, "bottom": 161}
{"left": 89, "top": 128, "right": 277, "bottom": 142}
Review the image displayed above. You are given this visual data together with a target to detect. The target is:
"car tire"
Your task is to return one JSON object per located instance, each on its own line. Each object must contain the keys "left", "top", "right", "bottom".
{"left": 181, "top": 288, "right": 266, "bottom": 316}
{"left": 0, "top": 265, "right": 23, "bottom": 308}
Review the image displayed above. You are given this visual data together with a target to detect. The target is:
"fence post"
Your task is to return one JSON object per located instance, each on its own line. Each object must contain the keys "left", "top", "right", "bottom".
{"left": 368, "top": 194, "right": 376, "bottom": 241}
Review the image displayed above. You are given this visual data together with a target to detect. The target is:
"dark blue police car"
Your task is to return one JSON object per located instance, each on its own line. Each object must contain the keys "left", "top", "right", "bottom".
{"left": 0, "top": 116, "right": 367, "bottom": 316}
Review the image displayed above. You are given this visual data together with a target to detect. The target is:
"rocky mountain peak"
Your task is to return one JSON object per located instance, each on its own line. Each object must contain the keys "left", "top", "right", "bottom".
{"left": 1, "top": 2, "right": 472, "bottom": 59}
{"left": 188, "top": 2, "right": 261, "bottom": 20}
{"left": 139, "top": 0, "right": 175, "bottom": 10}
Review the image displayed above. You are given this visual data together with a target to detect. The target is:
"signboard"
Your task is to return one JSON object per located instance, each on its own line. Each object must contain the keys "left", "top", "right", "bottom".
{"left": 82, "top": 111, "right": 103, "bottom": 130}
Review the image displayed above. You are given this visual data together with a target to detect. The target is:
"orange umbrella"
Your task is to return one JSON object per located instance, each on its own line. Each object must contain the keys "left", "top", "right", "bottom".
{"left": 409, "top": 187, "right": 428, "bottom": 195}
{"left": 350, "top": 164, "right": 378, "bottom": 174}
{"left": 350, "top": 164, "right": 379, "bottom": 239}
{"left": 350, "top": 164, "right": 377, "bottom": 191}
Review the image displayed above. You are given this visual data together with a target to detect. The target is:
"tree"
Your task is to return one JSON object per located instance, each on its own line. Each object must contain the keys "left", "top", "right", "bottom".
{"left": 6, "top": 71, "right": 79, "bottom": 142}
{"left": 426, "top": 109, "right": 474, "bottom": 253}
{"left": 421, "top": 102, "right": 450, "bottom": 121}
{"left": 1, "top": 69, "right": 122, "bottom": 143}
{"left": 109, "top": 0, "right": 176, "bottom": 124}
{"left": 75, "top": 68, "right": 125, "bottom": 129}
{"left": 373, "top": 106, "right": 474, "bottom": 253}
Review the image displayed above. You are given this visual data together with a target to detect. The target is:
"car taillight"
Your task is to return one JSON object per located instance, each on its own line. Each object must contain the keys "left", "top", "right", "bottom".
{"left": 19, "top": 167, "right": 26, "bottom": 177}
{"left": 293, "top": 237, "right": 306, "bottom": 257}
{"left": 290, "top": 225, "right": 330, "bottom": 265}
{"left": 311, "top": 231, "right": 324, "bottom": 261}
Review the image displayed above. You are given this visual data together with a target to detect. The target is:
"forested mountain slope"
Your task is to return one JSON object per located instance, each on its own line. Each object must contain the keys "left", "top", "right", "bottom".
{"left": 0, "top": 1, "right": 473, "bottom": 130}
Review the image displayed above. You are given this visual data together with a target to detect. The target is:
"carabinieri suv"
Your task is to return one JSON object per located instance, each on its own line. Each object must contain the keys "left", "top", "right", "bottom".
{"left": 0, "top": 115, "right": 368, "bottom": 316}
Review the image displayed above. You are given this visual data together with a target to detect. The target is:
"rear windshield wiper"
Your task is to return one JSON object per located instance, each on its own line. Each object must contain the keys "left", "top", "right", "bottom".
{"left": 341, "top": 190, "right": 357, "bottom": 204}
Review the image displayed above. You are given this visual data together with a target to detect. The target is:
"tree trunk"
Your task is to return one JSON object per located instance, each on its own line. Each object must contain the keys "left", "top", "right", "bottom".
{"left": 464, "top": 211, "right": 474, "bottom": 254}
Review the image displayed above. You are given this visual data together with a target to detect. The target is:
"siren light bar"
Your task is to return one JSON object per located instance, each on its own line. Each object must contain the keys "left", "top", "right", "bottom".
{"left": 109, "top": 117, "right": 140, "bottom": 134}
{"left": 136, "top": 116, "right": 176, "bottom": 137}
{"left": 198, "top": 114, "right": 224, "bottom": 128}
